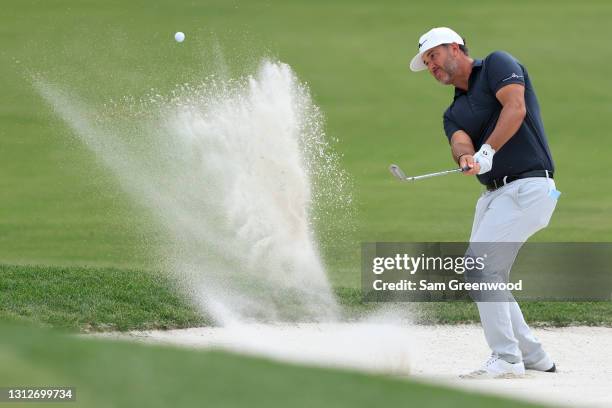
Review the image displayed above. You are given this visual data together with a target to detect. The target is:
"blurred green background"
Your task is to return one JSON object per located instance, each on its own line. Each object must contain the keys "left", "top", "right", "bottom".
{"left": 2, "top": 0, "right": 611, "bottom": 289}
{"left": 1, "top": 2, "right": 610, "bottom": 406}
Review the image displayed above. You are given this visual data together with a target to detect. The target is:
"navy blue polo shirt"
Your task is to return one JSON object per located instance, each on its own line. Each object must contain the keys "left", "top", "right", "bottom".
{"left": 443, "top": 51, "right": 555, "bottom": 185}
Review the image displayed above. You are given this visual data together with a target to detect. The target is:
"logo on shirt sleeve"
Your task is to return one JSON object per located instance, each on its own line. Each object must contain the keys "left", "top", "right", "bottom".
{"left": 502, "top": 73, "right": 524, "bottom": 82}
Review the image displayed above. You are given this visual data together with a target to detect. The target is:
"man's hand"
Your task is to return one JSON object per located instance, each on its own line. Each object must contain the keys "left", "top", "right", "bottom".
{"left": 472, "top": 144, "right": 496, "bottom": 174}
{"left": 459, "top": 154, "right": 481, "bottom": 175}
{"left": 450, "top": 130, "right": 480, "bottom": 176}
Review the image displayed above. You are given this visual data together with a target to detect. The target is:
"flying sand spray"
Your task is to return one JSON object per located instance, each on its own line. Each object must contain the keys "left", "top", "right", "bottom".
{"left": 35, "top": 59, "right": 413, "bottom": 374}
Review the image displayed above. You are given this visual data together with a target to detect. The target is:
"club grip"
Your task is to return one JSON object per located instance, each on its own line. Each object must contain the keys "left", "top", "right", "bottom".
{"left": 460, "top": 166, "right": 471, "bottom": 172}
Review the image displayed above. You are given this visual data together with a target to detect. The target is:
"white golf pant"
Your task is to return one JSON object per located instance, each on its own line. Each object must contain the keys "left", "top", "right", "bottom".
{"left": 469, "top": 176, "right": 558, "bottom": 364}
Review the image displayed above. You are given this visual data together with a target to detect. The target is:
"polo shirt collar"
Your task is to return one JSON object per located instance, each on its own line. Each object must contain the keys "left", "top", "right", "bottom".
{"left": 454, "top": 59, "right": 483, "bottom": 96}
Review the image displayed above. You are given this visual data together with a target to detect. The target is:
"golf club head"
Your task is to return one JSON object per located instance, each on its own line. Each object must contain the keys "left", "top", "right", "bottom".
{"left": 389, "top": 164, "right": 408, "bottom": 181}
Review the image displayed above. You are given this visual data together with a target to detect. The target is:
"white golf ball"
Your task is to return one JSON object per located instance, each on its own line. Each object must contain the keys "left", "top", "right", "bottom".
{"left": 174, "top": 32, "right": 185, "bottom": 43}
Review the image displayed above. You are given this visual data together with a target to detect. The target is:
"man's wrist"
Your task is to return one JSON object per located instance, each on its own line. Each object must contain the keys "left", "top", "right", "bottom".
{"left": 456, "top": 153, "right": 471, "bottom": 164}
{"left": 478, "top": 144, "right": 496, "bottom": 156}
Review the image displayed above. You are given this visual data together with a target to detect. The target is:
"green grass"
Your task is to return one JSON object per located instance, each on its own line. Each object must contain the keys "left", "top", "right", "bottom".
{"left": 1, "top": 0, "right": 611, "bottom": 288}
{"left": 411, "top": 302, "right": 612, "bottom": 327}
{"left": 0, "top": 319, "right": 548, "bottom": 408}
{"left": 0, "top": 264, "right": 206, "bottom": 331}
{"left": 1, "top": 2, "right": 609, "bottom": 406}
{"left": 2, "top": 264, "right": 610, "bottom": 331}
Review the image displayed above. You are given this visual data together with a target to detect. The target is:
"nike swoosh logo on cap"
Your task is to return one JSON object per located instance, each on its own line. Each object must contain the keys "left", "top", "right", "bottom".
{"left": 418, "top": 39, "right": 428, "bottom": 49}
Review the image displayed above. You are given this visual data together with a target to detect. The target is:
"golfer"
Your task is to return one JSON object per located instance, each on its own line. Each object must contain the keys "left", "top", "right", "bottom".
{"left": 410, "top": 27, "right": 559, "bottom": 378}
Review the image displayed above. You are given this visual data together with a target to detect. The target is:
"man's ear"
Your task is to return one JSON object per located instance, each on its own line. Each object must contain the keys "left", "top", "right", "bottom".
{"left": 451, "top": 43, "right": 460, "bottom": 56}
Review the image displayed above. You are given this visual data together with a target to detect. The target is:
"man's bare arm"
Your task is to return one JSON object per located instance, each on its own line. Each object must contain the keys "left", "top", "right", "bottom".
{"left": 450, "top": 130, "right": 480, "bottom": 175}
{"left": 450, "top": 130, "right": 475, "bottom": 162}
{"left": 485, "top": 83, "right": 526, "bottom": 151}
{"left": 449, "top": 84, "right": 526, "bottom": 176}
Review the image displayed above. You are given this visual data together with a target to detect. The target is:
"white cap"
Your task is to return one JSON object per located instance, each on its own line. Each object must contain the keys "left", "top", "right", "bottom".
{"left": 410, "top": 27, "right": 464, "bottom": 72}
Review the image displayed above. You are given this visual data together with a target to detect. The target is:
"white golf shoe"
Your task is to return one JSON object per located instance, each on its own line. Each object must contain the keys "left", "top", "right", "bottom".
{"left": 460, "top": 355, "right": 525, "bottom": 379}
{"left": 525, "top": 354, "right": 556, "bottom": 372}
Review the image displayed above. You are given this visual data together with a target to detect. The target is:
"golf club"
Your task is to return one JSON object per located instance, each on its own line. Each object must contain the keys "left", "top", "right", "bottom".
{"left": 389, "top": 164, "right": 471, "bottom": 182}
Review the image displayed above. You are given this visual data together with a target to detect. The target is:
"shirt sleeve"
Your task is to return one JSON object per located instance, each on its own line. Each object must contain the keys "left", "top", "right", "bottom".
{"left": 443, "top": 109, "right": 461, "bottom": 142}
{"left": 485, "top": 51, "right": 525, "bottom": 94}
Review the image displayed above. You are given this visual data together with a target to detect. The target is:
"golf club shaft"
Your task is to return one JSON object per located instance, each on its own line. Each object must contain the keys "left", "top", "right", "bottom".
{"left": 407, "top": 167, "right": 463, "bottom": 181}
